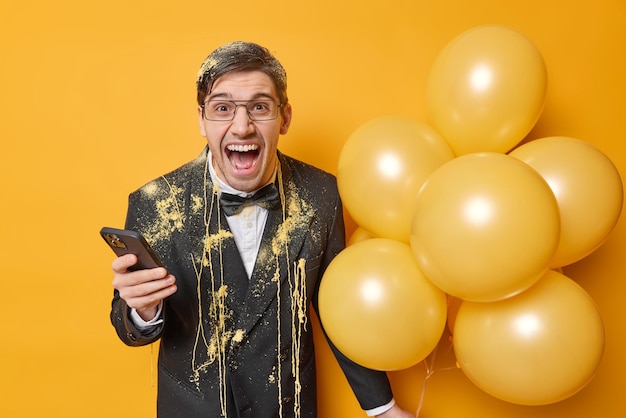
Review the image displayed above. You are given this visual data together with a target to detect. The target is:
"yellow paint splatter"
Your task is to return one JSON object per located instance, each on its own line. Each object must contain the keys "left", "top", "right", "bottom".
{"left": 191, "top": 194, "right": 203, "bottom": 214}
{"left": 203, "top": 229, "right": 234, "bottom": 262}
{"left": 197, "top": 57, "right": 219, "bottom": 83}
{"left": 182, "top": 156, "right": 314, "bottom": 417}
{"left": 269, "top": 164, "right": 315, "bottom": 418}
{"left": 290, "top": 258, "right": 308, "bottom": 418}
{"left": 188, "top": 156, "right": 230, "bottom": 416}
{"left": 139, "top": 177, "right": 185, "bottom": 244}
{"left": 232, "top": 329, "right": 245, "bottom": 343}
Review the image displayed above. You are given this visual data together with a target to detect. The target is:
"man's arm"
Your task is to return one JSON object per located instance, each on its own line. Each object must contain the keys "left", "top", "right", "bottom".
{"left": 110, "top": 253, "right": 176, "bottom": 346}
{"left": 314, "top": 184, "right": 412, "bottom": 415}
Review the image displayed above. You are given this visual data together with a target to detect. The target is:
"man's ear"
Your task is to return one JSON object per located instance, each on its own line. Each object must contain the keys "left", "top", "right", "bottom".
{"left": 280, "top": 103, "right": 292, "bottom": 135}
{"left": 198, "top": 106, "right": 207, "bottom": 137}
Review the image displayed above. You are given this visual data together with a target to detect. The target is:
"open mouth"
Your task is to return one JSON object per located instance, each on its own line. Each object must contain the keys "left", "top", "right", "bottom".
{"left": 226, "top": 144, "right": 260, "bottom": 171}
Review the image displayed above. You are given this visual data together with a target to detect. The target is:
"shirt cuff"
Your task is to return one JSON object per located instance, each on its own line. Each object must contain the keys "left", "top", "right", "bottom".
{"left": 365, "top": 398, "right": 395, "bottom": 416}
{"left": 130, "top": 302, "right": 164, "bottom": 330}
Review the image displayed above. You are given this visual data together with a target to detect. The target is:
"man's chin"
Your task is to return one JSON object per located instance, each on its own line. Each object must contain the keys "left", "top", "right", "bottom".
{"left": 224, "top": 172, "right": 264, "bottom": 192}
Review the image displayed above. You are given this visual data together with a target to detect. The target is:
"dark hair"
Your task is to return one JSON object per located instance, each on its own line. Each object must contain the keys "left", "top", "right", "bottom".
{"left": 196, "top": 41, "right": 288, "bottom": 107}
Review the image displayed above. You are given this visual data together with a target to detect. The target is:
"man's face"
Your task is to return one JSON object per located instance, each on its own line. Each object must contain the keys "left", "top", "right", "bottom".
{"left": 198, "top": 70, "right": 292, "bottom": 192}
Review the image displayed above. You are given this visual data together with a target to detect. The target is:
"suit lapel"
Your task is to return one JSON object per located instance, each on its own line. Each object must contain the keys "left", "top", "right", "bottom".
{"left": 234, "top": 157, "right": 316, "bottom": 338}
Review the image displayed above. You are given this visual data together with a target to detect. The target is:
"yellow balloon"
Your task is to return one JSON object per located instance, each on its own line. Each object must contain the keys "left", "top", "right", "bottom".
{"left": 338, "top": 116, "right": 454, "bottom": 242}
{"left": 427, "top": 25, "right": 547, "bottom": 155}
{"left": 347, "top": 226, "right": 375, "bottom": 246}
{"left": 453, "top": 270, "right": 605, "bottom": 405}
{"left": 510, "top": 136, "right": 624, "bottom": 267}
{"left": 410, "top": 152, "right": 560, "bottom": 302}
{"left": 318, "top": 238, "right": 447, "bottom": 371}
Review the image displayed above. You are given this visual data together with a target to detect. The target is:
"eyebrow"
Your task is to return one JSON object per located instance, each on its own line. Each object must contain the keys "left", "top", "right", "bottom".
{"left": 206, "top": 92, "right": 277, "bottom": 102}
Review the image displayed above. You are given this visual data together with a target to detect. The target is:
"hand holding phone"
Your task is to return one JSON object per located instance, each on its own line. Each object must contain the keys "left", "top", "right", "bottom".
{"left": 102, "top": 227, "right": 176, "bottom": 320}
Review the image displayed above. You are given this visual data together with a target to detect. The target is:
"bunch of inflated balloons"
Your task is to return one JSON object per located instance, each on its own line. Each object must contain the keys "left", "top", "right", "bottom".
{"left": 318, "top": 25, "right": 623, "bottom": 406}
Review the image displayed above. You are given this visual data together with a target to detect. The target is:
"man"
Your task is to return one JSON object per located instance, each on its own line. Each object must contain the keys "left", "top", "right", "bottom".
{"left": 110, "top": 41, "right": 413, "bottom": 418}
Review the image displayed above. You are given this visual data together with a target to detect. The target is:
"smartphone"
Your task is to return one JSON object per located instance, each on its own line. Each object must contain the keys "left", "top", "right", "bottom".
{"left": 100, "top": 227, "right": 164, "bottom": 271}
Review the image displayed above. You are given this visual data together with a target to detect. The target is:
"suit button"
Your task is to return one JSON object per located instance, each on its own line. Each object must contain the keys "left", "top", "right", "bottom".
{"left": 280, "top": 353, "right": 287, "bottom": 361}
{"left": 283, "top": 396, "right": 292, "bottom": 403}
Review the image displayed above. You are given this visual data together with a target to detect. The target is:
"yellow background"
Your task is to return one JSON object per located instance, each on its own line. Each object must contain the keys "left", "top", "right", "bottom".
{"left": 1, "top": 0, "right": 624, "bottom": 417}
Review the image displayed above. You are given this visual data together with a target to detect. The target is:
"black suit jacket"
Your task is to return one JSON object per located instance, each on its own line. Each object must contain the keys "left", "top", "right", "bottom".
{"left": 110, "top": 147, "right": 393, "bottom": 417}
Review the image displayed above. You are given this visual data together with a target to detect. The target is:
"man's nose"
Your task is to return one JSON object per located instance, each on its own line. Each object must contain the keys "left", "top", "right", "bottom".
{"left": 230, "top": 105, "right": 255, "bottom": 134}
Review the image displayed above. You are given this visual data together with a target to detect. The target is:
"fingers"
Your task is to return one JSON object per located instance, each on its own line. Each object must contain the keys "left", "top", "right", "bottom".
{"left": 122, "top": 275, "right": 177, "bottom": 310}
{"left": 112, "top": 253, "right": 138, "bottom": 273}
{"left": 115, "top": 273, "right": 177, "bottom": 312}
{"left": 111, "top": 254, "right": 177, "bottom": 312}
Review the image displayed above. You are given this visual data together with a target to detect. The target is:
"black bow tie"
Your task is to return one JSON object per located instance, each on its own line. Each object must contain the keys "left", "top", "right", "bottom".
{"left": 219, "top": 183, "right": 281, "bottom": 216}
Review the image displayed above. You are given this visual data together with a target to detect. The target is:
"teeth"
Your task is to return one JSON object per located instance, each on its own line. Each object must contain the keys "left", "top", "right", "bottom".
{"left": 227, "top": 144, "right": 259, "bottom": 152}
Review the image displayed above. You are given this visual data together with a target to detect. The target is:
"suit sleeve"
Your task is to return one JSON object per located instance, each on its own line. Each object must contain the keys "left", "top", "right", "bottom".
{"left": 312, "top": 190, "right": 394, "bottom": 411}
{"left": 109, "top": 191, "right": 165, "bottom": 347}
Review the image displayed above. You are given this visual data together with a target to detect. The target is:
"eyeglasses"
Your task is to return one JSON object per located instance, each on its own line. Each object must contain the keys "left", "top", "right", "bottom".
{"left": 201, "top": 99, "right": 283, "bottom": 121}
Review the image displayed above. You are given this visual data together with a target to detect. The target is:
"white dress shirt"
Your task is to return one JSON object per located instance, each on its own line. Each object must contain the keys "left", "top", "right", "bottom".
{"left": 209, "top": 157, "right": 271, "bottom": 278}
